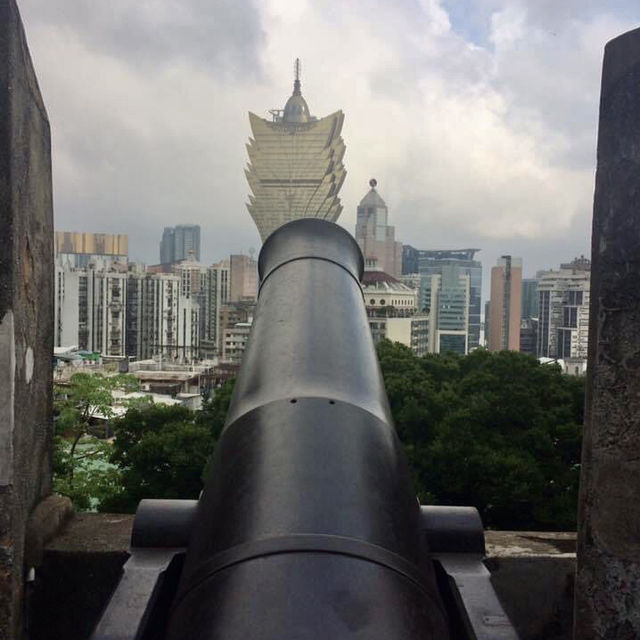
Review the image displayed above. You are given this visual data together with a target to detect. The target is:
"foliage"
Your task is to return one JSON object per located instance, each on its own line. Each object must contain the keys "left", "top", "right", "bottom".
{"left": 376, "top": 341, "right": 584, "bottom": 530}
{"left": 53, "top": 373, "right": 140, "bottom": 510}
{"left": 54, "top": 438, "right": 121, "bottom": 511}
{"left": 101, "top": 380, "right": 236, "bottom": 513}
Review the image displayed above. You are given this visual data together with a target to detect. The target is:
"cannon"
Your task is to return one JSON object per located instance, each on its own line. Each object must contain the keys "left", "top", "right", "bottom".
{"left": 91, "top": 219, "right": 519, "bottom": 640}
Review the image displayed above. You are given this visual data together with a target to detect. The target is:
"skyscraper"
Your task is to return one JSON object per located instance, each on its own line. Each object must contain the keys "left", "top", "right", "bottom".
{"left": 488, "top": 256, "right": 522, "bottom": 351}
{"left": 413, "top": 248, "right": 482, "bottom": 350}
{"left": 521, "top": 278, "right": 539, "bottom": 321}
{"left": 245, "top": 59, "right": 346, "bottom": 241}
{"left": 355, "top": 179, "right": 403, "bottom": 277}
{"left": 159, "top": 225, "right": 201, "bottom": 264}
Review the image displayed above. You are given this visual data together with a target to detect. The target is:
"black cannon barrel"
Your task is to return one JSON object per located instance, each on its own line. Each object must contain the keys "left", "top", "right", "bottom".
{"left": 165, "top": 219, "right": 449, "bottom": 640}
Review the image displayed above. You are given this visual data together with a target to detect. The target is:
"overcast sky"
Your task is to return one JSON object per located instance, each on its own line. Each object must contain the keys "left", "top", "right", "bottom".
{"left": 17, "top": 0, "right": 640, "bottom": 294}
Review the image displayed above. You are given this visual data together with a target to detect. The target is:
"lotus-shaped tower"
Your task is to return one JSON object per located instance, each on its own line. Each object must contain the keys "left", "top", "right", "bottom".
{"left": 245, "top": 60, "right": 346, "bottom": 241}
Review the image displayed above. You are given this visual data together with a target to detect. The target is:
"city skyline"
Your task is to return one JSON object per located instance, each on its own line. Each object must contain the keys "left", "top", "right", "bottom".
{"left": 17, "top": 1, "right": 640, "bottom": 297}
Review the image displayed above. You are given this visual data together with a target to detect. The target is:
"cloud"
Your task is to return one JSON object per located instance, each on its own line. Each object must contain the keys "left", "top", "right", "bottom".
{"left": 19, "top": 0, "right": 265, "bottom": 74}
{"left": 15, "top": 0, "right": 640, "bottom": 286}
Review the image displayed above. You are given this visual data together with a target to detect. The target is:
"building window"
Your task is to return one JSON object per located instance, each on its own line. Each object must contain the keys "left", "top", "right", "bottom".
{"left": 563, "top": 306, "right": 578, "bottom": 328}
{"left": 567, "top": 290, "right": 583, "bottom": 305}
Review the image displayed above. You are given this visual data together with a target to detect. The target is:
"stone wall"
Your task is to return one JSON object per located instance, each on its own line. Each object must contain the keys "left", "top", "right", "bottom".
{"left": 0, "top": 1, "right": 54, "bottom": 638}
{"left": 575, "top": 26, "right": 640, "bottom": 640}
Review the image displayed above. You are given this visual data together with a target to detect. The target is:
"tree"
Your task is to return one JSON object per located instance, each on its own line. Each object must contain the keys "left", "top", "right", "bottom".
{"left": 376, "top": 341, "right": 584, "bottom": 530}
{"left": 101, "top": 380, "right": 236, "bottom": 513}
{"left": 53, "top": 373, "right": 140, "bottom": 510}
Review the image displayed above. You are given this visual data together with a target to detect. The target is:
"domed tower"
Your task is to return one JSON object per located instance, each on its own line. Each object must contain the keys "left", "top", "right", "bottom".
{"left": 245, "top": 59, "right": 347, "bottom": 241}
{"left": 355, "top": 179, "right": 403, "bottom": 278}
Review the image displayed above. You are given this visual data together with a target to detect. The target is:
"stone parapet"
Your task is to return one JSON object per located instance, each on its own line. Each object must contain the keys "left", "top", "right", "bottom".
{"left": 29, "top": 514, "right": 576, "bottom": 640}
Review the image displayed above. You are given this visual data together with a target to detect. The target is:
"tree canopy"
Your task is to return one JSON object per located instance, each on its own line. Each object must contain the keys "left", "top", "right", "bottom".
{"left": 376, "top": 341, "right": 584, "bottom": 530}
{"left": 100, "top": 380, "right": 235, "bottom": 512}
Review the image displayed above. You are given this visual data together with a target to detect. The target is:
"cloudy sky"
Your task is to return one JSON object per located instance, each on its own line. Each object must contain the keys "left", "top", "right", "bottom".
{"left": 17, "top": 0, "right": 640, "bottom": 294}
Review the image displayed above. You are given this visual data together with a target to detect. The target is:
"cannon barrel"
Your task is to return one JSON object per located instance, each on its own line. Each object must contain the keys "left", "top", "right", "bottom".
{"left": 164, "top": 218, "right": 450, "bottom": 639}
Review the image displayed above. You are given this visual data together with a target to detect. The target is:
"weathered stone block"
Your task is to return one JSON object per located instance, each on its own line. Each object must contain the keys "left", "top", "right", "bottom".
{"left": 575, "top": 26, "right": 640, "bottom": 640}
{"left": 0, "top": 0, "right": 54, "bottom": 637}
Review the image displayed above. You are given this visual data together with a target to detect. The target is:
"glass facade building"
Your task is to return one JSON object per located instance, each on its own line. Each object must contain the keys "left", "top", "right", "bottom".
{"left": 414, "top": 248, "right": 482, "bottom": 351}
{"left": 521, "top": 278, "right": 539, "bottom": 321}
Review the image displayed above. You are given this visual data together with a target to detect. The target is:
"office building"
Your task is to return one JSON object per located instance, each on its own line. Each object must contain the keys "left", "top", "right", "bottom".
{"left": 537, "top": 260, "right": 590, "bottom": 362}
{"left": 355, "top": 180, "right": 403, "bottom": 277}
{"left": 402, "top": 245, "right": 420, "bottom": 275}
{"left": 422, "top": 268, "right": 471, "bottom": 355}
{"left": 521, "top": 278, "right": 539, "bottom": 321}
{"left": 411, "top": 248, "right": 481, "bottom": 351}
{"left": 245, "top": 59, "right": 346, "bottom": 241}
{"left": 488, "top": 256, "right": 522, "bottom": 351}
{"left": 356, "top": 180, "right": 403, "bottom": 276}
{"left": 55, "top": 231, "right": 128, "bottom": 268}
{"left": 519, "top": 318, "right": 539, "bottom": 356}
{"left": 484, "top": 300, "right": 491, "bottom": 347}
{"left": 159, "top": 225, "right": 201, "bottom": 264}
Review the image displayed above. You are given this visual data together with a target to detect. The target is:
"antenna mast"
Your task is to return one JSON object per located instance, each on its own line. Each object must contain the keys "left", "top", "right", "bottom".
{"left": 293, "top": 58, "right": 302, "bottom": 95}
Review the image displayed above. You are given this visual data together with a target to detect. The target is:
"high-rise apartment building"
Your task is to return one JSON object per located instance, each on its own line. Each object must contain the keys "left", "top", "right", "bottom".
{"left": 411, "top": 248, "right": 482, "bottom": 350}
{"left": 488, "top": 256, "right": 522, "bottom": 351}
{"left": 126, "top": 271, "right": 200, "bottom": 362}
{"left": 537, "top": 260, "right": 590, "bottom": 361}
{"left": 174, "top": 256, "right": 221, "bottom": 359}
{"left": 355, "top": 180, "right": 403, "bottom": 278}
{"left": 55, "top": 265, "right": 127, "bottom": 357}
{"left": 159, "top": 225, "right": 201, "bottom": 264}
{"left": 245, "top": 60, "right": 346, "bottom": 241}
{"left": 55, "top": 231, "right": 128, "bottom": 268}
{"left": 57, "top": 261, "right": 202, "bottom": 362}
{"left": 212, "top": 259, "right": 230, "bottom": 305}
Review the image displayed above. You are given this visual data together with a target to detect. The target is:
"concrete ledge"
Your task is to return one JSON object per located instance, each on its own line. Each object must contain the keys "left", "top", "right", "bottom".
{"left": 30, "top": 515, "right": 576, "bottom": 640}
{"left": 30, "top": 514, "right": 133, "bottom": 640}
{"left": 486, "top": 531, "right": 576, "bottom": 640}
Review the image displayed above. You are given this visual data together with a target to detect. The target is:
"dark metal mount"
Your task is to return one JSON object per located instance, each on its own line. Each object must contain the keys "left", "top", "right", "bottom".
{"left": 92, "top": 500, "right": 519, "bottom": 640}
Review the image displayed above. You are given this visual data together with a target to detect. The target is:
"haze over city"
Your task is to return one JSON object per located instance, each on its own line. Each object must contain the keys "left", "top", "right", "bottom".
{"left": 18, "top": 0, "right": 640, "bottom": 285}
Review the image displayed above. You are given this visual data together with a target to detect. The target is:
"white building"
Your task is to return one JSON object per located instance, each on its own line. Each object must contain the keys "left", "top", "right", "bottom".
{"left": 361, "top": 271, "right": 428, "bottom": 355}
{"left": 213, "top": 259, "right": 230, "bottom": 305}
{"left": 537, "top": 265, "right": 590, "bottom": 362}
{"left": 55, "top": 266, "right": 127, "bottom": 357}
{"left": 223, "top": 321, "right": 253, "bottom": 364}
{"left": 245, "top": 60, "right": 346, "bottom": 241}
{"left": 175, "top": 256, "right": 221, "bottom": 359}
{"left": 126, "top": 272, "right": 199, "bottom": 363}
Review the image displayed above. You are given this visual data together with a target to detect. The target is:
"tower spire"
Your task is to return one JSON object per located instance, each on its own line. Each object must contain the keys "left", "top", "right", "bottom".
{"left": 293, "top": 58, "right": 301, "bottom": 96}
